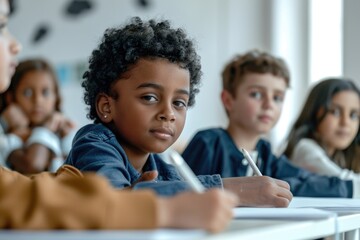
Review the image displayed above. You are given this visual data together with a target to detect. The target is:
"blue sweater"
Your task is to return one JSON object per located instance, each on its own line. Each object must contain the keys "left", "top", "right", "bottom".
{"left": 65, "top": 124, "right": 222, "bottom": 196}
{"left": 182, "top": 128, "right": 353, "bottom": 198}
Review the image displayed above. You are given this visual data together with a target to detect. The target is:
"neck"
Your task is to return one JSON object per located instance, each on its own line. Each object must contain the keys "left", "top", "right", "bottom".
{"left": 226, "top": 124, "right": 260, "bottom": 151}
{"left": 120, "top": 145, "right": 149, "bottom": 173}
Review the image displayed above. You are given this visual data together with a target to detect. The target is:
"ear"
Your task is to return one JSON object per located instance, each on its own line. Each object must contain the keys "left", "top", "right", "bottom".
{"left": 221, "top": 89, "right": 234, "bottom": 113}
{"left": 96, "top": 93, "right": 113, "bottom": 123}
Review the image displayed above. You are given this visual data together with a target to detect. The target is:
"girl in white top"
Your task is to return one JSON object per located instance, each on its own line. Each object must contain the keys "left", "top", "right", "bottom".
{"left": 0, "top": 58, "right": 76, "bottom": 173}
{"left": 284, "top": 78, "right": 360, "bottom": 182}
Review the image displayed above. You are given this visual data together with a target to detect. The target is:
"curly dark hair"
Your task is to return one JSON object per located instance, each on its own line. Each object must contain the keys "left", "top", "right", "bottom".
{"left": 82, "top": 17, "right": 202, "bottom": 123}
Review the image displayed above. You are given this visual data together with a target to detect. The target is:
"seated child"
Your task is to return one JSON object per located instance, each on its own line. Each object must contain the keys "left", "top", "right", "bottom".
{"left": 183, "top": 49, "right": 358, "bottom": 198}
{"left": 283, "top": 78, "right": 360, "bottom": 185}
{"left": 0, "top": 1, "right": 237, "bottom": 231}
{"left": 65, "top": 17, "right": 292, "bottom": 207}
{"left": 0, "top": 59, "right": 76, "bottom": 174}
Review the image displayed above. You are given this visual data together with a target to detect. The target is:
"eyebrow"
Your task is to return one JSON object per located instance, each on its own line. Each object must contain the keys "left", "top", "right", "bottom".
{"left": 248, "top": 85, "right": 286, "bottom": 94}
{"left": 331, "top": 102, "right": 360, "bottom": 111}
{"left": 136, "top": 82, "right": 189, "bottom": 96}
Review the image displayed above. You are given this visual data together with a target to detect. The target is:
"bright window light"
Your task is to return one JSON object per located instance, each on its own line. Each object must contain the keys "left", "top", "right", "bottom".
{"left": 309, "top": 0, "right": 343, "bottom": 84}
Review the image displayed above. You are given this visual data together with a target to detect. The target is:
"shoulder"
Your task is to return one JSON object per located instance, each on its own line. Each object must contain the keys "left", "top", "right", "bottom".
{"left": 294, "top": 138, "right": 325, "bottom": 155}
{"left": 297, "top": 138, "right": 321, "bottom": 149}
{"left": 74, "top": 123, "right": 115, "bottom": 142}
{"left": 292, "top": 138, "right": 326, "bottom": 162}
{"left": 192, "top": 127, "right": 228, "bottom": 142}
{"left": 187, "top": 128, "right": 231, "bottom": 150}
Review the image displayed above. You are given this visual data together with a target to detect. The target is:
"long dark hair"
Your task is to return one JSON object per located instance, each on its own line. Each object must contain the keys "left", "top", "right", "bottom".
{"left": 284, "top": 78, "right": 360, "bottom": 172}
{"left": 0, "top": 58, "right": 62, "bottom": 113}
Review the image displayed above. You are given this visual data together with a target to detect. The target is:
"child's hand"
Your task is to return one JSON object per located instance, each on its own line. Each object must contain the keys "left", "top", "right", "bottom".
{"left": 44, "top": 112, "right": 75, "bottom": 137}
{"left": 222, "top": 176, "right": 292, "bottom": 207}
{"left": 157, "top": 189, "right": 238, "bottom": 232}
{"left": 1, "top": 103, "right": 29, "bottom": 131}
{"left": 126, "top": 170, "right": 158, "bottom": 189}
{"left": 6, "top": 144, "right": 51, "bottom": 174}
{"left": 11, "top": 127, "right": 31, "bottom": 141}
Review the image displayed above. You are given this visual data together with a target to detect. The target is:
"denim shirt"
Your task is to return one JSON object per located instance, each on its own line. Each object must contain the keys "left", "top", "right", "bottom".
{"left": 183, "top": 128, "right": 353, "bottom": 198}
{"left": 65, "top": 124, "right": 222, "bottom": 196}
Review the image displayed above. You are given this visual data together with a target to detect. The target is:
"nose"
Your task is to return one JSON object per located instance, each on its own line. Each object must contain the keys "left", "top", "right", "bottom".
{"left": 157, "top": 103, "right": 176, "bottom": 122}
{"left": 262, "top": 95, "right": 273, "bottom": 110}
{"left": 339, "top": 113, "right": 350, "bottom": 126}
{"left": 9, "top": 34, "right": 22, "bottom": 55}
{"left": 32, "top": 92, "right": 43, "bottom": 105}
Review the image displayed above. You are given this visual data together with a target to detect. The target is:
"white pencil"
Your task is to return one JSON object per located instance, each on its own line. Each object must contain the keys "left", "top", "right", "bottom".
{"left": 240, "top": 148, "right": 263, "bottom": 176}
{"left": 168, "top": 151, "right": 205, "bottom": 193}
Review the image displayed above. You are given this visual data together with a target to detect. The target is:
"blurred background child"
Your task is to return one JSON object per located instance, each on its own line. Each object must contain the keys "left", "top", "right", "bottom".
{"left": 0, "top": 58, "right": 76, "bottom": 174}
{"left": 183, "top": 50, "right": 357, "bottom": 198}
{"left": 283, "top": 78, "right": 360, "bottom": 183}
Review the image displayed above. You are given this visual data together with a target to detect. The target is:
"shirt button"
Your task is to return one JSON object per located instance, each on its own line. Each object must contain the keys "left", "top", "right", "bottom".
{"left": 242, "top": 158, "right": 248, "bottom": 165}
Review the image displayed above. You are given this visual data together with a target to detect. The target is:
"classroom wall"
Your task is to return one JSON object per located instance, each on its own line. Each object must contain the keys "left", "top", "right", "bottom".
{"left": 8, "top": 0, "right": 357, "bottom": 151}
{"left": 343, "top": 0, "right": 360, "bottom": 86}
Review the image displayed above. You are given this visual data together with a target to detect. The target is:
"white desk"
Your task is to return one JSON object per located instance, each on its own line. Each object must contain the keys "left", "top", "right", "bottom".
{"left": 204, "top": 218, "right": 335, "bottom": 240}
{"left": 0, "top": 229, "right": 207, "bottom": 240}
{"left": 1, "top": 212, "right": 360, "bottom": 240}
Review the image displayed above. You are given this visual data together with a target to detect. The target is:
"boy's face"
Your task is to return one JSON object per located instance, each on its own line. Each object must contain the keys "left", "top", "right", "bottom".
{"left": 224, "top": 73, "right": 287, "bottom": 136}
{"left": 13, "top": 70, "right": 57, "bottom": 126}
{"left": 0, "top": 0, "right": 19, "bottom": 93}
{"left": 104, "top": 58, "right": 190, "bottom": 156}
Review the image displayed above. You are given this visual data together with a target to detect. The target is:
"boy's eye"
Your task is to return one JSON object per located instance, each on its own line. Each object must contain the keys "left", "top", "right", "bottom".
{"left": 141, "top": 95, "right": 158, "bottom": 103}
{"left": 250, "top": 91, "right": 262, "bottom": 100}
{"left": 23, "top": 88, "right": 33, "bottom": 97}
{"left": 173, "top": 100, "right": 188, "bottom": 109}
{"left": 274, "top": 94, "right": 284, "bottom": 103}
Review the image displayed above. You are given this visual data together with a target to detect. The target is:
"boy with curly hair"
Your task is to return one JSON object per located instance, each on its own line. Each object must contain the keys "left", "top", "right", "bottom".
{"left": 183, "top": 49, "right": 358, "bottom": 198}
{"left": 65, "top": 17, "right": 292, "bottom": 207}
{"left": 1, "top": 1, "right": 240, "bottom": 231}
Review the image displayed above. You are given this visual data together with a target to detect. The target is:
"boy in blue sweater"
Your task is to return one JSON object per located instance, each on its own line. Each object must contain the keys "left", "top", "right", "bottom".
{"left": 183, "top": 49, "right": 358, "bottom": 198}
{"left": 65, "top": 18, "right": 292, "bottom": 207}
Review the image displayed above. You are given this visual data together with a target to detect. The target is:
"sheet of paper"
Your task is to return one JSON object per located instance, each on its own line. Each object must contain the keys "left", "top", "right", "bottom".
{"left": 233, "top": 207, "right": 334, "bottom": 220}
{"left": 289, "top": 197, "right": 360, "bottom": 212}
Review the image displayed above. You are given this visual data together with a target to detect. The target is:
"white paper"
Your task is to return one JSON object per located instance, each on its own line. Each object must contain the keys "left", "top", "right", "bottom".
{"left": 289, "top": 197, "right": 360, "bottom": 212}
{"left": 233, "top": 207, "right": 334, "bottom": 220}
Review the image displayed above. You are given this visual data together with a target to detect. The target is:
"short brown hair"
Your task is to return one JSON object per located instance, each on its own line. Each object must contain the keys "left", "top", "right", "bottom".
{"left": 222, "top": 49, "right": 290, "bottom": 96}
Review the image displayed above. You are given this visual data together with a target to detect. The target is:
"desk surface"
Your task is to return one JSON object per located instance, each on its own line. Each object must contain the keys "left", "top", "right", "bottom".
{"left": 1, "top": 212, "right": 360, "bottom": 240}
{"left": 204, "top": 218, "right": 336, "bottom": 240}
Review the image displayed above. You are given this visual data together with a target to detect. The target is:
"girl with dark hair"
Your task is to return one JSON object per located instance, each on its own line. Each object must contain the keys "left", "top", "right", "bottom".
{"left": 0, "top": 58, "right": 76, "bottom": 174}
{"left": 284, "top": 78, "right": 360, "bottom": 183}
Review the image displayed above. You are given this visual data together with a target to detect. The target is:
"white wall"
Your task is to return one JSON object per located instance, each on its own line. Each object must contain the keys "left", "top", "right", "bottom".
{"left": 343, "top": 0, "right": 360, "bottom": 86}
{"left": 9, "top": 0, "right": 356, "bottom": 151}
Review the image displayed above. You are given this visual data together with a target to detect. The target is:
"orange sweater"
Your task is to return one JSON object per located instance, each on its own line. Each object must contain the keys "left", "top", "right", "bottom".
{"left": 0, "top": 165, "right": 158, "bottom": 229}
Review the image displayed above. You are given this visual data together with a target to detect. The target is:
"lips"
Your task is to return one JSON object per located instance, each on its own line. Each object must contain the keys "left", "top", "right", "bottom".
{"left": 258, "top": 114, "right": 273, "bottom": 123}
{"left": 150, "top": 127, "right": 175, "bottom": 140}
{"left": 335, "top": 130, "right": 351, "bottom": 138}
